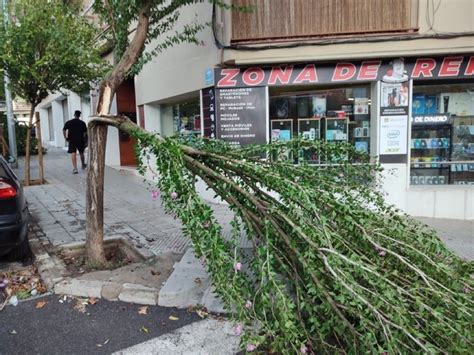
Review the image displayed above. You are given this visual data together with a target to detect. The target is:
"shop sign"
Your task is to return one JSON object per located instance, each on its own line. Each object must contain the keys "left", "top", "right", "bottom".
{"left": 201, "top": 87, "right": 216, "bottom": 138}
{"left": 412, "top": 114, "right": 450, "bottom": 125}
{"left": 215, "top": 87, "right": 268, "bottom": 146}
{"left": 215, "top": 56, "right": 474, "bottom": 88}
{"left": 204, "top": 68, "right": 214, "bottom": 86}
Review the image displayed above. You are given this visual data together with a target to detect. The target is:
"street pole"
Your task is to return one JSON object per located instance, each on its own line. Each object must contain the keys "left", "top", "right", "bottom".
{"left": 2, "top": 0, "right": 17, "bottom": 167}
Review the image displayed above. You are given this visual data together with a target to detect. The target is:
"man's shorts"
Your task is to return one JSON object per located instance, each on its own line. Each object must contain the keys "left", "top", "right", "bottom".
{"left": 67, "top": 140, "right": 85, "bottom": 154}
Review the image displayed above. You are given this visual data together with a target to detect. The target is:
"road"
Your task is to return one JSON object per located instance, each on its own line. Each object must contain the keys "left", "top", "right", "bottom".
{"left": 0, "top": 294, "right": 201, "bottom": 355}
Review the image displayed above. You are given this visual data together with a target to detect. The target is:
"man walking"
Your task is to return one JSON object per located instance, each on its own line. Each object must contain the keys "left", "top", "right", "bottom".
{"left": 63, "top": 110, "right": 87, "bottom": 174}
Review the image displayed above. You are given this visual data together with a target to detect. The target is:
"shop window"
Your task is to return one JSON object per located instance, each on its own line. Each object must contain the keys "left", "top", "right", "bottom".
{"left": 269, "top": 86, "right": 371, "bottom": 163}
{"left": 171, "top": 100, "right": 201, "bottom": 135}
{"left": 410, "top": 83, "right": 474, "bottom": 186}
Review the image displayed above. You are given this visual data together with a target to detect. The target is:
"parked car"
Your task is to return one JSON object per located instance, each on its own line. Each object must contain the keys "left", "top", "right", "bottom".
{"left": 0, "top": 155, "right": 30, "bottom": 260}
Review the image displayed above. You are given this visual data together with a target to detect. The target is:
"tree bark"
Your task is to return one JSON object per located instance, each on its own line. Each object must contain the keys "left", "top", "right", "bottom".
{"left": 24, "top": 105, "right": 35, "bottom": 186}
{"left": 85, "top": 4, "right": 152, "bottom": 264}
{"left": 35, "top": 112, "right": 44, "bottom": 184}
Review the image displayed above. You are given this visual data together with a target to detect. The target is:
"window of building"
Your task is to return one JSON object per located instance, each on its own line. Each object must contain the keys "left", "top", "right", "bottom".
{"left": 269, "top": 85, "right": 371, "bottom": 163}
{"left": 172, "top": 100, "right": 201, "bottom": 135}
{"left": 410, "top": 82, "right": 474, "bottom": 186}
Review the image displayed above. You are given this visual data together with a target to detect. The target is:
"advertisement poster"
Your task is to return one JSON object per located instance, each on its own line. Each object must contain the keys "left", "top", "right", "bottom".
{"left": 379, "top": 81, "right": 409, "bottom": 156}
{"left": 379, "top": 115, "right": 408, "bottom": 155}
{"left": 215, "top": 87, "right": 268, "bottom": 147}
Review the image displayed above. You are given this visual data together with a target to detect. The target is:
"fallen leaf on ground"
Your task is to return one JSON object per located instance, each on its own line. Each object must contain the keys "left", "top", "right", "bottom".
{"left": 140, "top": 326, "right": 149, "bottom": 333}
{"left": 96, "top": 339, "right": 110, "bottom": 347}
{"left": 73, "top": 300, "right": 87, "bottom": 313}
{"left": 35, "top": 301, "right": 48, "bottom": 309}
{"left": 169, "top": 315, "right": 179, "bottom": 321}
{"left": 194, "top": 277, "right": 202, "bottom": 285}
{"left": 196, "top": 309, "right": 209, "bottom": 319}
{"left": 150, "top": 270, "right": 161, "bottom": 276}
{"left": 138, "top": 306, "right": 148, "bottom": 315}
{"left": 88, "top": 297, "right": 99, "bottom": 305}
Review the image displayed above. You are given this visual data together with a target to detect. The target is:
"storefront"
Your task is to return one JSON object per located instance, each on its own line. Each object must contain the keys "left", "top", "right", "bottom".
{"left": 200, "top": 55, "right": 473, "bottom": 219}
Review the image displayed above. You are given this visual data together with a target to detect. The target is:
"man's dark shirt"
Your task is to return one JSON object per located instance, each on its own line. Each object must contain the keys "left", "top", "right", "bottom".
{"left": 63, "top": 118, "right": 87, "bottom": 143}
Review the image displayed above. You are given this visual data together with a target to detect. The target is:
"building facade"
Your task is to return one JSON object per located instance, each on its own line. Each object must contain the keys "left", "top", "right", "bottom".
{"left": 39, "top": 0, "right": 474, "bottom": 219}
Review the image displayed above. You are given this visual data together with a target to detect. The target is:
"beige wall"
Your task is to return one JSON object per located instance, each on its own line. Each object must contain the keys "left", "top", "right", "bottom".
{"left": 134, "top": 2, "right": 220, "bottom": 106}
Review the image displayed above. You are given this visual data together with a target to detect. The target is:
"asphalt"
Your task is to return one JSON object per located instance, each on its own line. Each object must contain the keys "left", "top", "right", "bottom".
{"left": 0, "top": 294, "right": 202, "bottom": 355}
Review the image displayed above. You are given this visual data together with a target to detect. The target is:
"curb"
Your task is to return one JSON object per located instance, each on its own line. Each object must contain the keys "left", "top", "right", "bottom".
{"left": 30, "top": 225, "right": 164, "bottom": 305}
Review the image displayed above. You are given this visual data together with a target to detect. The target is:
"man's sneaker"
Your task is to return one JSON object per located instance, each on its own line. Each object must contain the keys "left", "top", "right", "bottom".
{"left": 72, "top": 169, "right": 78, "bottom": 174}
{"left": 82, "top": 163, "right": 87, "bottom": 169}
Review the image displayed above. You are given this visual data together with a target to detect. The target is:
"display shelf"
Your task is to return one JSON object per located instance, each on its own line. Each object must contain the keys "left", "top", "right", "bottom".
{"left": 297, "top": 118, "right": 320, "bottom": 163}
{"left": 325, "top": 117, "right": 349, "bottom": 142}
{"left": 410, "top": 123, "right": 451, "bottom": 185}
{"left": 271, "top": 119, "right": 293, "bottom": 161}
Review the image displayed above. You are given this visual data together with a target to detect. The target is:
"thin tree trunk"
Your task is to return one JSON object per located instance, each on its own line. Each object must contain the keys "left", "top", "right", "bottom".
{"left": 85, "top": 82, "right": 113, "bottom": 265}
{"left": 24, "top": 105, "right": 35, "bottom": 186}
{"left": 35, "top": 112, "right": 44, "bottom": 184}
{"left": 85, "top": 5, "right": 152, "bottom": 265}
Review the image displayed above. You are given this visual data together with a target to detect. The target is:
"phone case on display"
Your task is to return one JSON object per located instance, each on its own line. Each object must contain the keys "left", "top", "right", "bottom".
{"left": 415, "top": 139, "right": 422, "bottom": 149}
{"left": 419, "top": 176, "right": 426, "bottom": 184}
{"left": 412, "top": 176, "right": 419, "bottom": 185}
{"left": 421, "top": 139, "right": 427, "bottom": 149}
{"left": 438, "top": 176, "right": 446, "bottom": 184}
{"left": 426, "top": 177, "right": 433, "bottom": 185}
{"left": 430, "top": 139, "right": 437, "bottom": 149}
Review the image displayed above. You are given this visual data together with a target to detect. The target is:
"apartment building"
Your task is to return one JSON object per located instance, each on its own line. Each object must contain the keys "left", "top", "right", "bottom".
{"left": 38, "top": 0, "right": 474, "bottom": 219}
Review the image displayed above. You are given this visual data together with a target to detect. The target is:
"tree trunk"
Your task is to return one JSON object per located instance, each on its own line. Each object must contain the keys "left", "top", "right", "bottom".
{"left": 35, "top": 112, "right": 44, "bottom": 184}
{"left": 85, "top": 83, "right": 113, "bottom": 265}
{"left": 85, "top": 120, "right": 108, "bottom": 263}
{"left": 85, "top": 6, "right": 152, "bottom": 265}
{"left": 24, "top": 106, "right": 35, "bottom": 186}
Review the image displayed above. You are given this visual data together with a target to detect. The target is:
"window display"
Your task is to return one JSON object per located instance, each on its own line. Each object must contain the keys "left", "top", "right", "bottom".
{"left": 410, "top": 83, "right": 474, "bottom": 185}
{"left": 298, "top": 118, "right": 320, "bottom": 163}
{"left": 269, "top": 86, "right": 371, "bottom": 163}
{"left": 172, "top": 100, "right": 201, "bottom": 135}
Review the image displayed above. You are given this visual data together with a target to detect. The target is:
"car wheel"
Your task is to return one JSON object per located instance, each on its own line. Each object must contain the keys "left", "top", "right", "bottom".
{"left": 7, "top": 235, "right": 32, "bottom": 262}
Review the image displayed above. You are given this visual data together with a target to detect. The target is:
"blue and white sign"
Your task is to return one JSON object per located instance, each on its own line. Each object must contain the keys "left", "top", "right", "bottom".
{"left": 204, "top": 69, "right": 214, "bottom": 86}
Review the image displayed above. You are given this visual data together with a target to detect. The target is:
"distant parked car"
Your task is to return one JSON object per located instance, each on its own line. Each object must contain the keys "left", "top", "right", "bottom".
{"left": 0, "top": 155, "right": 30, "bottom": 260}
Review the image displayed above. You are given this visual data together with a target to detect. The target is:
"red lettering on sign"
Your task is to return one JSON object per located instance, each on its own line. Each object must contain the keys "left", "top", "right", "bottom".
{"left": 293, "top": 64, "right": 318, "bottom": 84}
{"left": 242, "top": 67, "right": 265, "bottom": 86}
{"left": 464, "top": 56, "right": 474, "bottom": 76}
{"left": 411, "top": 58, "right": 436, "bottom": 78}
{"left": 358, "top": 61, "right": 381, "bottom": 80}
{"left": 217, "top": 68, "right": 240, "bottom": 87}
{"left": 439, "top": 56, "right": 463, "bottom": 77}
{"left": 268, "top": 66, "right": 293, "bottom": 85}
{"left": 332, "top": 63, "right": 356, "bottom": 81}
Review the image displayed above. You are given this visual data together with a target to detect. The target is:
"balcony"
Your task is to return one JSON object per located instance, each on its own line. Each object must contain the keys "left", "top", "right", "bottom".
{"left": 231, "top": 0, "right": 418, "bottom": 44}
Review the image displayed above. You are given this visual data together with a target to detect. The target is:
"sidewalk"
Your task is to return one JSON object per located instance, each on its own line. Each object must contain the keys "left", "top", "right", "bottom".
{"left": 16, "top": 148, "right": 235, "bottom": 254}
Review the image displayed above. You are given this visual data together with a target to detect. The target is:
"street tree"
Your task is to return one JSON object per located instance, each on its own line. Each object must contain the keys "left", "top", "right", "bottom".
{"left": 0, "top": 0, "right": 104, "bottom": 185}
{"left": 85, "top": 0, "right": 217, "bottom": 264}
{"left": 84, "top": 1, "right": 472, "bottom": 353}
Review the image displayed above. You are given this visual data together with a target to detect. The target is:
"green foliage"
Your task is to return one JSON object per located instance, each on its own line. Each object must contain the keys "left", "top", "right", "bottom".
{"left": 0, "top": 0, "right": 106, "bottom": 107}
{"left": 0, "top": 113, "right": 45, "bottom": 156}
{"left": 92, "top": 0, "right": 249, "bottom": 76}
{"left": 130, "top": 130, "right": 473, "bottom": 354}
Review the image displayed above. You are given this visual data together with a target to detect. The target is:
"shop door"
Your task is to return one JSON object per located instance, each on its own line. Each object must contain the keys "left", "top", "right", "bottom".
{"left": 117, "top": 79, "right": 137, "bottom": 166}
